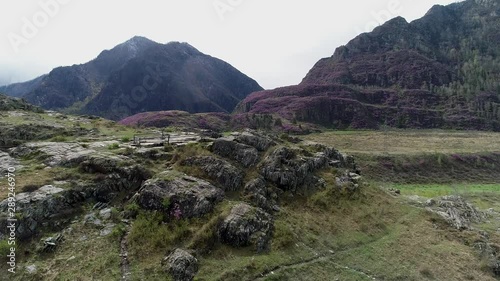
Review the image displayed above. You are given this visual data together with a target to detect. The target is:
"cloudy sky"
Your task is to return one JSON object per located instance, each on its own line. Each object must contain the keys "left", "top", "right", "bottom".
{"left": 1, "top": 0, "right": 457, "bottom": 89}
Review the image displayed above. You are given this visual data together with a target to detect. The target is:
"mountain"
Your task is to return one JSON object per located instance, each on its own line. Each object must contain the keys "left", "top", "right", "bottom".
{"left": 0, "top": 75, "right": 46, "bottom": 98}
{"left": 83, "top": 41, "right": 262, "bottom": 120}
{"left": 237, "top": 0, "right": 500, "bottom": 131}
{"left": 4, "top": 37, "right": 262, "bottom": 120}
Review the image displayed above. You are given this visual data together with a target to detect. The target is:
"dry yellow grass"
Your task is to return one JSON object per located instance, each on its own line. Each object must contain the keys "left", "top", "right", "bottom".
{"left": 303, "top": 129, "right": 500, "bottom": 155}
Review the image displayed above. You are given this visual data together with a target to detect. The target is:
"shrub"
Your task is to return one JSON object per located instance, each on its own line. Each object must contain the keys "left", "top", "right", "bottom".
{"left": 188, "top": 214, "right": 224, "bottom": 252}
{"left": 22, "top": 184, "right": 40, "bottom": 193}
{"left": 128, "top": 212, "right": 192, "bottom": 257}
{"left": 107, "top": 143, "right": 120, "bottom": 150}
{"left": 124, "top": 203, "right": 140, "bottom": 219}
{"left": 121, "top": 137, "right": 131, "bottom": 143}
{"left": 108, "top": 223, "right": 127, "bottom": 243}
{"left": 51, "top": 136, "right": 68, "bottom": 142}
{"left": 0, "top": 240, "right": 11, "bottom": 257}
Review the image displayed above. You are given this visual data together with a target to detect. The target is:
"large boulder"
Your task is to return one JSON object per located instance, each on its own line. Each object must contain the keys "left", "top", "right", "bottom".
{"left": 136, "top": 171, "right": 224, "bottom": 219}
{"left": 218, "top": 203, "right": 273, "bottom": 253}
{"left": 425, "top": 195, "right": 485, "bottom": 230}
{"left": 162, "top": 249, "right": 199, "bottom": 281}
{"left": 181, "top": 156, "right": 244, "bottom": 191}
{"left": 0, "top": 186, "right": 86, "bottom": 240}
{"left": 211, "top": 138, "right": 259, "bottom": 167}
{"left": 260, "top": 144, "right": 359, "bottom": 192}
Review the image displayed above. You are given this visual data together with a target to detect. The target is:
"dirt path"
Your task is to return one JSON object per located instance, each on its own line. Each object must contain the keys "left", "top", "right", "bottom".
{"left": 253, "top": 252, "right": 378, "bottom": 281}
{"left": 120, "top": 225, "right": 131, "bottom": 280}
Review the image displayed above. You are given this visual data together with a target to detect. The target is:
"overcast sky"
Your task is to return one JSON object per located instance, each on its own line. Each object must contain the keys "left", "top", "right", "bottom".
{"left": 1, "top": 0, "right": 458, "bottom": 89}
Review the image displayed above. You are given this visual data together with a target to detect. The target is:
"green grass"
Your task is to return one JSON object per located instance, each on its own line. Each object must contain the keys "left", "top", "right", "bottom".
{"left": 304, "top": 129, "right": 500, "bottom": 155}
{"left": 196, "top": 185, "right": 497, "bottom": 280}
{"left": 386, "top": 183, "right": 500, "bottom": 198}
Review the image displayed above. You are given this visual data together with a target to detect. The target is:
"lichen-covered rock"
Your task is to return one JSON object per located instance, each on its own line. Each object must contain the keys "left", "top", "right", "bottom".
{"left": 260, "top": 144, "right": 359, "bottom": 193}
{"left": 211, "top": 138, "right": 259, "bottom": 167}
{"left": 243, "top": 177, "right": 280, "bottom": 212}
{"left": 0, "top": 187, "right": 86, "bottom": 240}
{"left": 181, "top": 156, "right": 244, "bottom": 191}
{"left": 136, "top": 171, "right": 224, "bottom": 219}
{"left": 234, "top": 131, "right": 276, "bottom": 152}
{"left": 425, "top": 195, "right": 485, "bottom": 230}
{"left": 218, "top": 203, "right": 273, "bottom": 253}
{"left": 10, "top": 142, "right": 94, "bottom": 167}
{"left": 162, "top": 249, "right": 199, "bottom": 281}
{"left": 0, "top": 161, "right": 149, "bottom": 240}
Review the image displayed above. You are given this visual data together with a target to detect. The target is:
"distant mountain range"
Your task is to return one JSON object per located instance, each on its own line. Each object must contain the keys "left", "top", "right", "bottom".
{"left": 0, "top": 37, "right": 262, "bottom": 120}
{"left": 234, "top": 0, "right": 500, "bottom": 131}
{"left": 2, "top": 0, "right": 500, "bottom": 132}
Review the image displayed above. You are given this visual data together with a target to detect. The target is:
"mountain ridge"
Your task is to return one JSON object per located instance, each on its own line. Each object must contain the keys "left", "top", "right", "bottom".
{"left": 2, "top": 37, "right": 263, "bottom": 120}
{"left": 236, "top": 0, "right": 500, "bottom": 132}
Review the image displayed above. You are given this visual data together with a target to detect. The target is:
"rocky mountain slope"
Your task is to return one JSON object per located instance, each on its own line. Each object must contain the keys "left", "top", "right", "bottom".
{"left": 0, "top": 75, "right": 46, "bottom": 98}
{"left": 237, "top": 0, "right": 500, "bottom": 131}
{"left": 1, "top": 98, "right": 500, "bottom": 280}
{"left": 2, "top": 37, "right": 262, "bottom": 120}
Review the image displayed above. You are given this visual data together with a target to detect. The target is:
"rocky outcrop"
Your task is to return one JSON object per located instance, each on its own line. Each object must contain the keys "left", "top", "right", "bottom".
{"left": 218, "top": 203, "right": 273, "bottom": 253}
{"left": 425, "top": 195, "right": 486, "bottom": 230}
{"left": 243, "top": 177, "right": 280, "bottom": 212}
{"left": 162, "top": 249, "right": 199, "bottom": 281}
{"left": 0, "top": 124, "right": 69, "bottom": 148}
{"left": 234, "top": 131, "right": 276, "bottom": 152}
{"left": 0, "top": 185, "right": 85, "bottom": 240}
{"left": 211, "top": 138, "right": 259, "bottom": 167}
{"left": 0, "top": 154, "right": 149, "bottom": 240}
{"left": 136, "top": 171, "right": 224, "bottom": 219}
{"left": 181, "top": 156, "right": 244, "bottom": 191}
{"left": 10, "top": 142, "right": 96, "bottom": 167}
{"left": 474, "top": 231, "right": 500, "bottom": 277}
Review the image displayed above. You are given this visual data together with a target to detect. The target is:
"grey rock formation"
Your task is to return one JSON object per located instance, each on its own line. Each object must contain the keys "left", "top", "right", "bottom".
{"left": 137, "top": 171, "right": 224, "bottom": 219}
{"left": 218, "top": 203, "right": 273, "bottom": 253}
{"left": 0, "top": 187, "right": 85, "bottom": 240}
{"left": 425, "top": 195, "right": 485, "bottom": 230}
{"left": 10, "top": 142, "right": 94, "bottom": 167}
{"left": 260, "top": 144, "right": 359, "bottom": 193}
{"left": 162, "top": 249, "right": 199, "bottom": 281}
{"left": 234, "top": 131, "right": 276, "bottom": 152}
{"left": 0, "top": 158, "right": 148, "bottom": 240}
{"left": 243, "top": 177, "right": 280, "bottom": 212}
{"left": 181, "top": 156, "right": 244, "bottom": 191}
{"left": 211, "top": 138, "right": 259, "bottom": 167}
